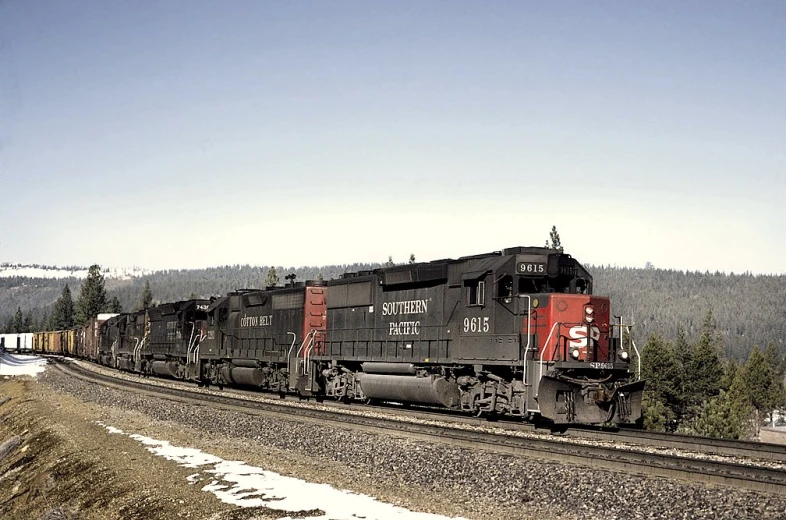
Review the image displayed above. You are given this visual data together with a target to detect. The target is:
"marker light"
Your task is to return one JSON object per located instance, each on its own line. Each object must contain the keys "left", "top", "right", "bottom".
{"left": 571, "top": 348, "right": 581, "bottom": 360}
{"left": 619, "top": 351, "right": 630, "bottom": 361}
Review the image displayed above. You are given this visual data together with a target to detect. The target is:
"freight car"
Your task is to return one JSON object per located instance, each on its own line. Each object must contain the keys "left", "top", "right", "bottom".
{"left": 87, "top": 246, "right": 643, "bottom": 425}
{"left": 0, "top": 333, "right": 34, "bottom": 352}
{"left": 33, "top": 330, "right": 65, "bottom": 355}
{"left": 32, "top": 314, "right": 118, "bottom": 360}
{"left": 78, "top": 313, "right": 118, "bottom": 361}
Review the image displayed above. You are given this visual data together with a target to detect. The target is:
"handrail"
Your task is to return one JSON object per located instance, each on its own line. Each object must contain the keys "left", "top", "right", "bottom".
{"left": 131, "top": 337, "right": 141, "bottom": 363}
{"left": 186, "top": 326, "right": 196, "bottom": 364}
{"left": 520, "top": 295, "right": 531, "bottom": 384}
{"left": 187, "top": 329, "right": 206, "bottom": 365}
{"left": 303, "top": 331, "right": 320, "bottom": 373}
{"left": 296, "top": 330, "right": 317, "bottom": 376}
{"left": 538, "top": 321, "right": 562, "bottom": 386}
{"left": 296, "top": 330, "right": 315, "bottom": 358}
{"left": 609, "top": 321, "right": 640, "bottom": 380}
{"left": 285, "top": 332, "right": 297, "bottom": 376}
{"left": 624, "top": 325, "right": 642, "bottom": 380}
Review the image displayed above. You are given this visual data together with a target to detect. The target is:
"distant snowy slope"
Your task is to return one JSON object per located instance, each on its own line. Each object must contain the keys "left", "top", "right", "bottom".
{"left": 0, "top": 264, "right": 153, "bottom": 280}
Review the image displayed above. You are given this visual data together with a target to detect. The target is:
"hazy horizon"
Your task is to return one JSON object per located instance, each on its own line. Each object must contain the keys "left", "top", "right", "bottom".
{"left": 1, "top": 250, "right": 782, "bottom": 277}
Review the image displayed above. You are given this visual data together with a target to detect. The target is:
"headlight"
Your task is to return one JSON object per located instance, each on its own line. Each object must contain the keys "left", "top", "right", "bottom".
{"left": 584, "top": 306, "right": 594, "bottom": 323}
{"left": 619, "top": 350, "right": 630, "bottom": 361}
{"left": 571, "top": 348, "right": 581, "bottom": 360}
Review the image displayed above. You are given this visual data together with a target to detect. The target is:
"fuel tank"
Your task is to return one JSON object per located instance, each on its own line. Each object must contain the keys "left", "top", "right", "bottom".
{"left": 358, "top": 374, "right": 460, "bottom": 408}
{"left": 220, "top": 366, "right": 265, "bottom": 386}
{"left": 150, "top": 360, "right": 179, "bottom": 378}
{"left": 361, "top": 362, "right": 417, "bottom": 375}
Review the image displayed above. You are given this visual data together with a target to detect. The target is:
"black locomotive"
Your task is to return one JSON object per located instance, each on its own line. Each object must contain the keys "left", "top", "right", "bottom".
{"left": 38, "top": 247, "right": 644, "bottom": 425}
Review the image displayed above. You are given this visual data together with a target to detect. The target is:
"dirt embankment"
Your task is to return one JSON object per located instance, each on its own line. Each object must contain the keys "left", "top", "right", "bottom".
{"left": 0, "top": 377, "right": 287, "bottom": 520}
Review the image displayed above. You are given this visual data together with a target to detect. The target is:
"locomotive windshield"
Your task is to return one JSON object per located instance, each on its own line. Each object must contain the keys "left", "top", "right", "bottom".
{"left": 517, "top": 274, "right": 591, "bottom": 294}
{"left": 514, "top": 256, "right": 592, "bottom": 295}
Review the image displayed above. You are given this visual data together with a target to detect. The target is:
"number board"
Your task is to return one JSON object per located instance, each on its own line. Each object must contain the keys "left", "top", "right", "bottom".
{"left": 559, "top": 265, "right": 576, "bottom": 277}
{"left": 517, "top": 262, "right": 546, "bottom": 275}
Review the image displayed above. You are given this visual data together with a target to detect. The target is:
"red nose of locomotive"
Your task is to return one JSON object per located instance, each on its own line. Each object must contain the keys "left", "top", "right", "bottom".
{"left": 531, "top": 294, "right": 611, "bottom": 363}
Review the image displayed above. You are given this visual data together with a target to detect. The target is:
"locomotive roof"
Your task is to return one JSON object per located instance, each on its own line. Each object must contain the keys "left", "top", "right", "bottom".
{"left": 207, "top": 281, "right": 325, "bottom": 313}
{"left": 336, "top": 246, "right": 574, "bottom": 282}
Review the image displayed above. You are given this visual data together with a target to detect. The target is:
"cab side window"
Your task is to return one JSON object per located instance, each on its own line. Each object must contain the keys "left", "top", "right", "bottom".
{"left": 498, "top": 275, "right": 513, "bottom": 303}
{"left": 467, "top": 280, "right": 485, "bottom": 306}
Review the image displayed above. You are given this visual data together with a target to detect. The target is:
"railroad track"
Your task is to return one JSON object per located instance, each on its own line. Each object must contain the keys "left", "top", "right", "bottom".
{"left": 52, "top": 359, "right": 786, "bottom": 496}
{"left": 573, "top": 426, "right": 786, "bottom": 463}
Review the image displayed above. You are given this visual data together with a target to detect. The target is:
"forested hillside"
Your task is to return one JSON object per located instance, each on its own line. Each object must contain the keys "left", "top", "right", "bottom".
{"left": 2, "top": 262, "right": 784, "bottom": 360}
{"left": 592, "top": 267, "right": 786, "bottom": 360}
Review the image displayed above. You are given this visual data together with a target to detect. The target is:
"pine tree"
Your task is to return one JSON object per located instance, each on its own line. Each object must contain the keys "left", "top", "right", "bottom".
{"left": 49, "top": 284, "right": 75, "bottom": 330}
{"left": 109, "top": 296, "right": 123, "bottom": 313}
{"left": 140, "top": 280, "right": 153, "bottom": 310}
{"left": 548, "top": 225, "right": 563, "bottom": 253}
{"left": 764, "top": 343, "right": 786, "bottom": 419}
{"left": 23, "top": 311, "right": 33, "bottom": 333}
{"left": 75, "top": 265, "right": 108, "bottom": 325}
{"left": 62, "top": 284, "right": 75, "bottom": 327}
{"left": 642, "top": 393, "right": 672, "bottom": 431}
{"left": 741, "top": 345, "right": 786, "bottom": 427}
{"left": 12, "top": 307, "right": 24, "bottom": 333}
{"left": 408, "top": 254, "right": 416, "bottom": 264}
{"left": 640, "top": 333, "right": 684, "bottom": 427}
{"left": 265, "top": 268, "right": 279, "bottom": 288}
{"left": 688, "top": 389, "right": 755, "bottom": 440}
{"left": 764, "top": 343, "right": 785, "bottom": 380}
{"left": 675, "top": 326, "right": 690, "bottom": 365}
{"left": 683, "top": 309, "right": 724, "bottom": 416}
{"left": 384, "top": 256, "right": 395, "bottom": 267}
{"left": 38, "top": 312, "right": 48, "bottom": 332}
{"left": 719, "top": 359, "right": 738, "bottom": 392}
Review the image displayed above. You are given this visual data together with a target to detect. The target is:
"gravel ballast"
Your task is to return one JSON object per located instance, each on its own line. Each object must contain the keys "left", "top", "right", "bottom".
{"left": 30, "top": 365, "right": 786, "bottom": 519}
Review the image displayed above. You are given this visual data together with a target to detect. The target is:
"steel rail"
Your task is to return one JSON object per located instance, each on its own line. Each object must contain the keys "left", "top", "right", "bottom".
{"left": 568, "top": 426, "right": 786, "bottom": 463}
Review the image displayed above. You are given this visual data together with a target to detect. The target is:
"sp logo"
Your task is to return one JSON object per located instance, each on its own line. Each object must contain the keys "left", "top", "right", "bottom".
{"left": 568, "top": 325, "right": 601, "bottom": 349}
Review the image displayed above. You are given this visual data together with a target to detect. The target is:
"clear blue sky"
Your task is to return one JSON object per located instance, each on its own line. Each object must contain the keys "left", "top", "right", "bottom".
{"left": 1, "top": 1, "right": 784, "bottom": 273}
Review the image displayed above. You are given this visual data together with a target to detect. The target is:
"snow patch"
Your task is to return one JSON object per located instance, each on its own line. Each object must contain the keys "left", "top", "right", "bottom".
{"left": 0, "top": 352, "right": 47, "bottom": 376}
{"left": 0, "top": 264, "right": 153, "bottom": 280}
{"left": 95, "top": 422, "right": 124, "bottom": 434}
{"left": 96, "top": 424, "right": 466, "bottom": 520}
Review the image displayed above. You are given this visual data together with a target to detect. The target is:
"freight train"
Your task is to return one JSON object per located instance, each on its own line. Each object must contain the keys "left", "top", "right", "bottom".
{"left": 34, "top": 247, "right": 644, "bottom": 425}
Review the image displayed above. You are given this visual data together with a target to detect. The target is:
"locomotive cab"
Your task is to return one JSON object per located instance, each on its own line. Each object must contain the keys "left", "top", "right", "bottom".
{"left": 501, "top": 247, "right": 644, "bottom": 424}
